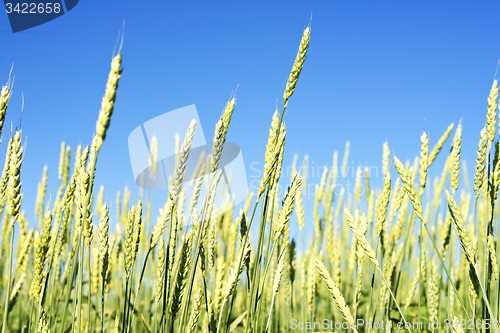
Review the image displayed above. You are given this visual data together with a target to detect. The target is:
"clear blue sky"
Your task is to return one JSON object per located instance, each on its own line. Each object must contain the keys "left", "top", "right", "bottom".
{"left": 0, "top": 1, "right": 499, "bottom": 240}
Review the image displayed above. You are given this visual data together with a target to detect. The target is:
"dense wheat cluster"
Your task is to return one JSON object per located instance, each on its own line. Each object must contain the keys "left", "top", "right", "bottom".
{"left": 1, "top": 23, "right": 500, "bottom": 333}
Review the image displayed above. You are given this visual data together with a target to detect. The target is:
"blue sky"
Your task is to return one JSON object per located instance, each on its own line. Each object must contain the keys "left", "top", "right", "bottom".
{"left": 1, "top": 1, "right": 499, "bottom": 240}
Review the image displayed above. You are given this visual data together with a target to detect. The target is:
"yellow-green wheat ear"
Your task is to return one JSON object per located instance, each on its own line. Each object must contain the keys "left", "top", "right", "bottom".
{"left": 269, "top": 122, "right": 286, "bottom": 193}
{"left": 445, "top": 189, "right": 481, "bottom": 299}
{"left": 221, "top": 243, "right": 249, "bottom": 301}
{"left": 428, "top": 260, "right": 439, "bottom": 326}
{"left": 124, "top": 205, "right": 136, "bottom": 278}
{"left": 258, "top": 109, "right": 280, "bottom": 197}
{"left": 155, "top": 237, "right": 165, "bottom": 308}
{"left": 382, "top": 141, "right": 390, "bottom": 177}
{"left": 295, "top": 182, "right": 305, "bottom": 232}
{"left": 450, "top": 123, "right": 462, "bottom": 193}
{"left": 419, "top": 131, "right": 429, "bottom": 194}
{"left": 0, "top": 136, "right": 13, "bottom": 205}
{"left": 315, "top": 258, "right": 358, "bottom": 333}
{"left": 150, "top": 202, "right": 169, "bottom": 249}
{"left": 491, "top": 142, "right": 500, "bottom": 203}
{"left": 15, "top": 228, "right": 33, "bottom": 273}
{"left": 487, "top": 79, "right": 498, "bottom": 145}
{"left": 393, "top": 154, "right": 423, "bottom": 221}
{"left": 99, "top": 203, "right": 110, "bottom": 279}
{"left": 36, "top": 307, "right": 50, "bottom": 333}
{"left": 149, "top": 135, "right": 158, "bottom": 178}
{"left": 7, "top": 130, "right": 23, "bottom": 223}
{"left": 488, "top": 234, "right": 498, "bottom": 282}
{"left": 344, "top": 207, "right": 379, "bottom": 268}
{"left": 57, "top": 141, "right": 65, "bottom": 180}
{"left": 376, "top": 171, "right": 391, "bottom": 235}
{"left": 29, "top": 211, "right": 52, "bottom": 303}
{"left": 272, "top": 250, "right": 286, "bottom": 298}
{"left": 95, "top": 52, "right": 123, "bottom": 150}
{"left": 170, "top": 119, "right": 196, "bottom": 202}
{"left": 0, "top": 84, "right": 12, "bottom": 141}
{"left": 130, "top": 199, "right": 143, "bottom": 268}
{"left": 35, "top": 165, "right": 48, "bottom": 222}
{"left": 474, "top": 126, "right": 488, "bottom": 196}
{"left": 283, "top": 24, "right": 310, "bottom": 109}
{"left": 238, "top": 208, "right": 247, "bottom": 238}
{"left": 29, "top": 232, "right": 44, "bottom": 302}
{"left": 428, "top": 123, "right": 454, "bottom": 166}
{"left": 211, "top": 97, "right": 235, "bottom": 173}
{"left": 445, "top": 190, "right": 474, "bottom": 265}
{"left": 75, "top": 145, "right": 93, "bottom": 245}
{"left": 275, "top": 174, "right": 302, "bottom": 239}
{"left": 186, "top": 287, "right": 203, "bottom": 333}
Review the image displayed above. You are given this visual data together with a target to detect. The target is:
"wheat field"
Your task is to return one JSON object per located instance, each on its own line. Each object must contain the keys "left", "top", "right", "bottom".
{"left": 0, "top": 23, "right": 499, "bottom": 333}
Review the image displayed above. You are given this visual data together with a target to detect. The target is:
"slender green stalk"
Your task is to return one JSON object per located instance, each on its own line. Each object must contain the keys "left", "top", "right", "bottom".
{"left": 121, "top": 279, "right": 129, "bottom": 333}
{"left": 1, "top": 225, "right": 14, "bottom": 333}
{"left": 424, "top": 223, "right": 475, "bottom": 328}
{"left": 366, "top": 236, "right": 379, "bottom": 325}
{"left": 76, "top": 234, "right": 85, "bottom": 333}
{"left": 101, "top": 267, "right": 106, "bottom": 333}
{"left": 127, "top": 248, "right": 152, "bottom": 333}
{"left": 264, "top": 296, "right": 275, "bottom": 333}
{"left": 88, "top": 244, "right": 92, "bottom": 332}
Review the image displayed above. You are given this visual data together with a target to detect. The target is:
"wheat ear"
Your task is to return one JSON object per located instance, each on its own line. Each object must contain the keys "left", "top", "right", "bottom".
{"left": 474, "top": 127, "right": 488, "bottom": 196}
{"left": 419, "top": 131, "right": 429, "bottom": 194}
{"left": 283, "top": 25, "right": 310, "bottom": 109}
{"left": 376, "top": 171, "right": 391, "bottom": 237}
{"left": 428, "top": 123, "right": 454, "bottom": 166}
{"left": 36, "top": 307, "right": 50, "bottom": 333}
{"left": 155, "top": 237, "right": 165, "bottom": 308}
{"left": 393, "top": 154, "right": 423, "bottom": 221}
{"left": 29, "top": 211, "right": 52, "bottom": 302}
{"left": 382, "top": 141, "right": 390, "bottom": 176}
{"left": 0, "top": 81, "right": 12, "bottom": 141}
{"left": 170, "top": 119, "right": 196, "bottom": 202}
{"left": 211, "top": 97, "right": 235, "bottom": 173}
{"left": 7, "top": 130, "right": 23, "bottom": 223}
{"left": 275, "top": 175, "right": 302, "bottom": 239}
{"left": 149, "top": 135, "right": 158, "bottom": 178}
{"left": 450, "top": 123, "right": 462, "bottom": 192}
{"left": 487, "top": 79, "right": 499, "bottom": 145}
{"left": 258, "top": 109, "right": 279, "bottom": 196}
{"left": 95, "top": 52, "right": 122, "bottom": 149}
{"left": 428, "top": 260, "right": 439, "bottom": 330}
{"left": 35, "top": 165, "right": 48, "bottom": 222}
{"left": 345, "top": 208, "right": 378, "bottom": 267}
{"left": 99, "top": 204, "right": 109, "bottom": 279}
{"left": 186, "top": 287, "right": 203, "bottom": 333}
{"left": 315, "top": 258, "right": 358, "bottom": 333}
{"left": 488, "top": 235, "right": 498, "bottom": 281}
{"left": 150, "top": 202, "right": 170, "bottom": 249}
